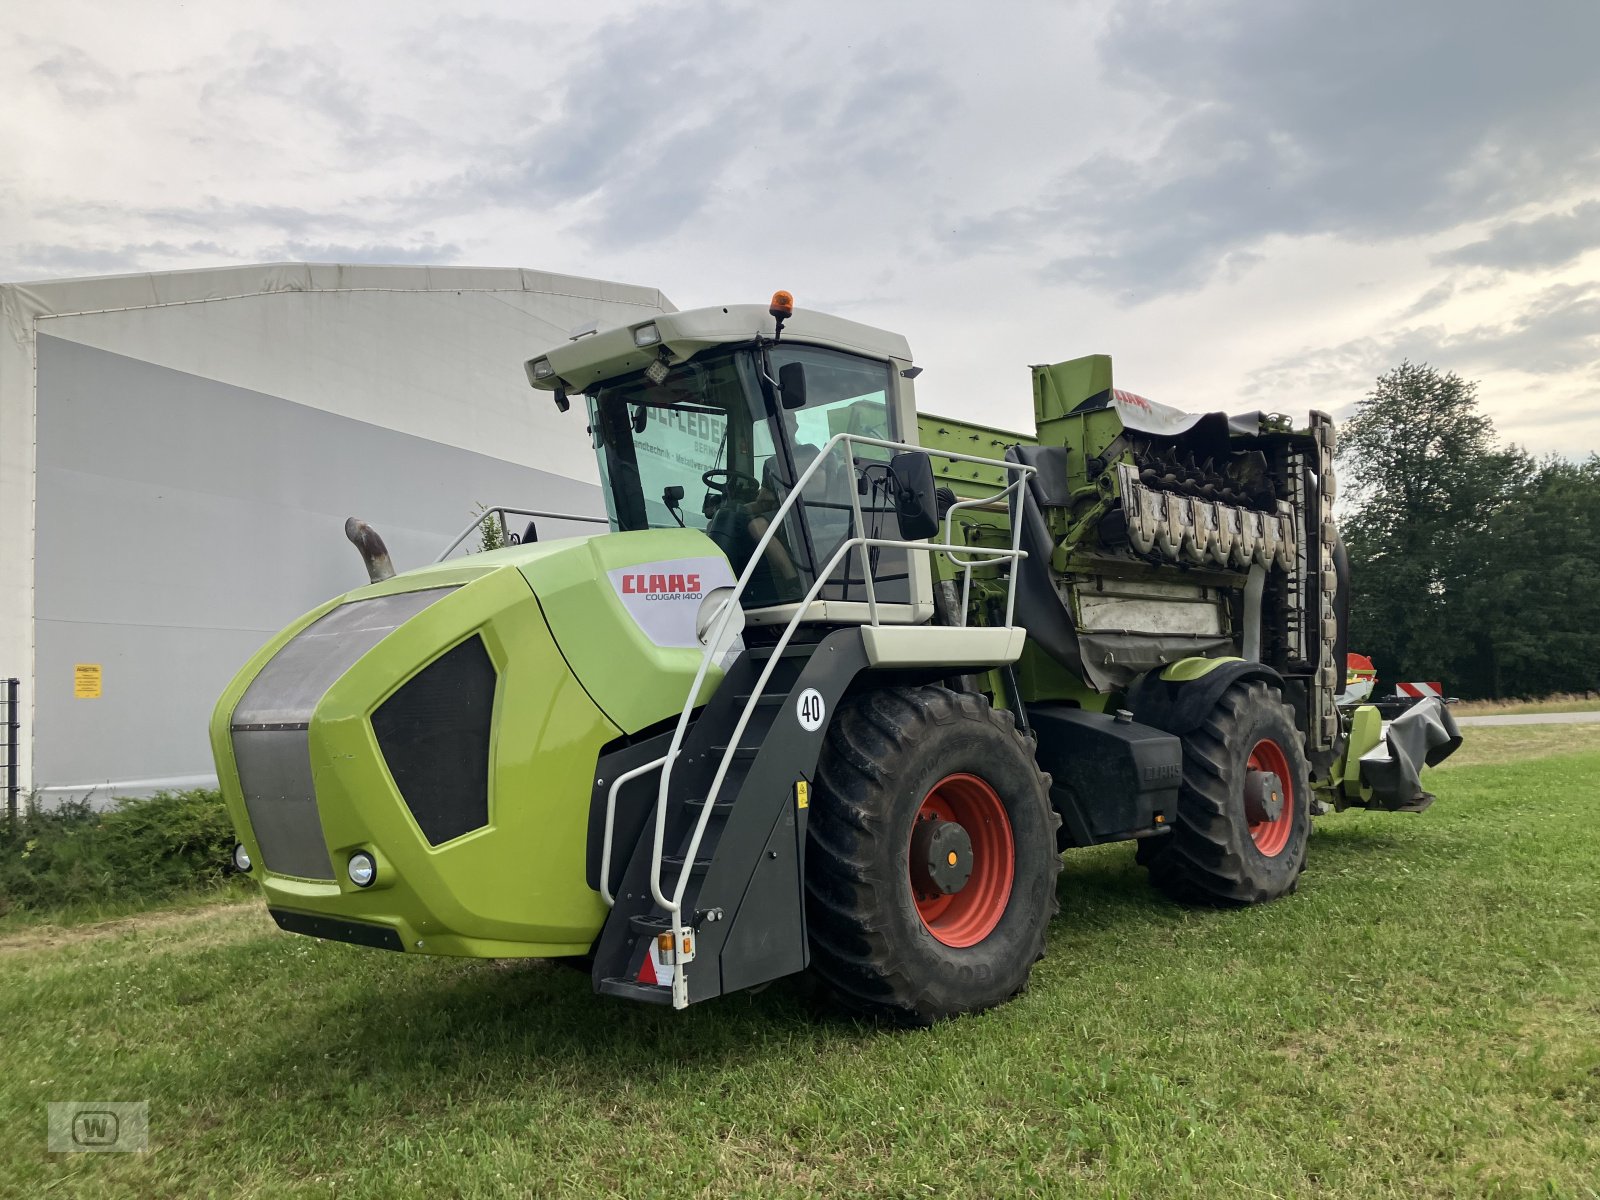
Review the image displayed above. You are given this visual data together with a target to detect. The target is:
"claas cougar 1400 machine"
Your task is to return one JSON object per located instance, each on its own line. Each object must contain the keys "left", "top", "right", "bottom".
{"left": 211, "top": 292, "right": 1460, "bottom": 1024}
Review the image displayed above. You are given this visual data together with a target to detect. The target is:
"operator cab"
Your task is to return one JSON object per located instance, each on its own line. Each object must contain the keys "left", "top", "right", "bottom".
{"left": 529, "top": 299, "right": 927, "bottom": 619}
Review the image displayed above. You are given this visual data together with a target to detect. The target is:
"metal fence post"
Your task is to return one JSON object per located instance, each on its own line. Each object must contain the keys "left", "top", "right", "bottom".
{"left": 3, "top": 678, "right": 17, "bottom": 834}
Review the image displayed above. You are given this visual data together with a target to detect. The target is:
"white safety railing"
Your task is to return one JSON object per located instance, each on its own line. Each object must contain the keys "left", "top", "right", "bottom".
{"left": 434, "top": 506, "right": 609, "bottom": 563}
{"left": 617, "top": 431, "right": 1034, "bottom": 1008}
{"left": 598, "top": 749, "right": 676, "bottom": 906}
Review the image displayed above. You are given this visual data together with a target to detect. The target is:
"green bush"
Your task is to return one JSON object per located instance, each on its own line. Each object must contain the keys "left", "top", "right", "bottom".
{"left": 0, "top": 788, "right": 244, "bottom": 918}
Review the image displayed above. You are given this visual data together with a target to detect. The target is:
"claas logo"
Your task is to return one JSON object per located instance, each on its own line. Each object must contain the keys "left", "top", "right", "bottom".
{"left": 619, "top": 572, "right": 703, "bottom": 598}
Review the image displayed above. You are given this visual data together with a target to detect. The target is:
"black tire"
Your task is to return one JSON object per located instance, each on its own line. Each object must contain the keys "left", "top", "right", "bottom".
{"left": 805, "top": 686, "right": 1061, "bottom": 1025}
{"left": 1137, "top": 679, "right": 1311, "bottom": 904}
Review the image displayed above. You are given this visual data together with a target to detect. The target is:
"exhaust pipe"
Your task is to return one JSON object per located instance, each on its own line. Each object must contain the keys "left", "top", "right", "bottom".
{"left": 345, "top": 517, "right": 396, "bottom": 583}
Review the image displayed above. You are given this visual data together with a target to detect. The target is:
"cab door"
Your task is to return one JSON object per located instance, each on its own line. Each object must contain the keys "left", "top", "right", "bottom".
{"left": 758, "top": 345, "right": 915, "bottom": 609}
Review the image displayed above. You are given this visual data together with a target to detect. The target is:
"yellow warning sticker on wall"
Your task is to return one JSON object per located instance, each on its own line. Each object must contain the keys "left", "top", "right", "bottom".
{"left": 74, "top": 663, "right": 102, "bottom": 699}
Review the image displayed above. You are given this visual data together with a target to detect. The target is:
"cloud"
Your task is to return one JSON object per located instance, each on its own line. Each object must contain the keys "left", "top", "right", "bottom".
{"left": 949, "top": 0, "right": 1600, "bottom": 301}
{"left": 1246, "top": 281, "right": 1600, "bottom": 403}
{"left": 1, "top": 235, "right": 459, "bottom": 281}
{"left": 401, "top": 7, "right": 958, "bottom": 251}
{"left": 196, "top": 42, "right": 436, "bottom": 165}
{"left": 1436, "top": 200, "right": 1600, "bottom": 272}
{"left": 51, "top": 199, "right": 402, "bottom": 239}
{"left": 1, "top": 240, "right": 235, "bottom": 280}
{"left": 256, "top": 239, "right": 462, "bottom": 265}
{"left": 412, "top": 5, "right": 763, "bottom": 235}
{"left": 1397, "top": 280, "right": 1456, "bottom": 321}
{"left": 27, "top": 43, "right": 128, "bottom": 108}
{"left": 1, "top": 1, "right": 1595, "bottom": 455}
{"left": 1450, "top": 282, "right": 1600, "bottom": 376}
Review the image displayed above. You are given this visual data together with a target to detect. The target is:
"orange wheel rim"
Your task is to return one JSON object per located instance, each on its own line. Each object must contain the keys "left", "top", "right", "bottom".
{"left": 1246, "top": 738, "right": 1294, "bottom": 857}
{"left": 909, "top": 773, "right": 1014, "bottom": 948}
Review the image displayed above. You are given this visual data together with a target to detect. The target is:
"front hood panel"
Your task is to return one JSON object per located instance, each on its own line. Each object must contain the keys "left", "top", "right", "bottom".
{"left": 519, "top": 527, "right": 736, "bottom": 736}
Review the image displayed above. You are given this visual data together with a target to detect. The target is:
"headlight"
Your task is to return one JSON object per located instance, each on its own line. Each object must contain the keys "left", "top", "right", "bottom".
{"left": 348, "top": 851, "right": 377, "bottom": 888}
{"left": 526, "top": 357, "right": 555, "bottom": 384}
{"left": 633, "top": 322, "right": 661, "bottom": 347}
{"left": 232, "top": 843, "right": 252, "bottom": 872}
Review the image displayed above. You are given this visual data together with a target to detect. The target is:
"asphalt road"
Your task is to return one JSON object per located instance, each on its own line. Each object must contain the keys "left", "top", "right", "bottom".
{"left": 1454, "top": 710, "right": 1600, "bottom": 727}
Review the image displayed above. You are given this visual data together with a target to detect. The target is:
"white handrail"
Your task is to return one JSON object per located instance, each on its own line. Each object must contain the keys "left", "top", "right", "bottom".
{"left": 657, "top": 533, "right": 1026, "bottom": 911}
{"left": 940, "top": 479, "right": 1031, "bottom": 627}
{"left": 434, "top": 506, "right": 609, "bottom": 562}
{"left": 638, "top": 431, "right": 1034, "bottom": 1004}
{"left": 595, "top": 475, "right": 1027, "bottom": 911}
{"left": 598, "top": 751, "right": 677, "bottom": 906}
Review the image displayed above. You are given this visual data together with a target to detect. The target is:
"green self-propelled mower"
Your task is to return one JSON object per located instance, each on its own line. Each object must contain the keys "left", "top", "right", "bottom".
{"left": 211, "top": 292, "right": 1460, "bottom": 1024}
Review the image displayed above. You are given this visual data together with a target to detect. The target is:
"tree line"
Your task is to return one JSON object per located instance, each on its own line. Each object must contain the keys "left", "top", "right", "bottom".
{"left": 1337, "top": 361, "right": 1600, "bottom": 701}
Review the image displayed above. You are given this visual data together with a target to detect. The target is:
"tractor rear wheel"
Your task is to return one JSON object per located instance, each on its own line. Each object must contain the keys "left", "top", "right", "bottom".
{"left": 805, "top": 686, "right": 1060, "bottom": 1025}
{"left": 1137, "top": 679, "right": 1310, "bottom": 904}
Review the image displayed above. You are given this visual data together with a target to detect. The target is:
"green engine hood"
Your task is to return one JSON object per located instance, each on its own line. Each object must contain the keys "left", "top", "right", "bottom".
{"left": 513, "top": 527, "right": 738, "bottom": 735}
{"left": 207, "top": 527, "right": 736, "bottom": 956}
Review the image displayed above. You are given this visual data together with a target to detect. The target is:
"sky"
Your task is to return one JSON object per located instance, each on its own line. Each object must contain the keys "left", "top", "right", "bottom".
{"left": 3, "top": 0, "right": 1598, "bottom": 457}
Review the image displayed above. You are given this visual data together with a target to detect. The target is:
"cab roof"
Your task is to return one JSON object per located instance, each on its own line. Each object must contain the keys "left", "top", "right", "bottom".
{"left": 527, "top": 303, "right": 913, "bottom": 394}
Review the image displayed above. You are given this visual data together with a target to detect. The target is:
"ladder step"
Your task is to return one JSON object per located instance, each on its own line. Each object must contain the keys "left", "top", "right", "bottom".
{"left": 628, "top": 913, "right": 675, "bottom": 936}
{"left": 684, "top": 796, "right": 734, "bottom": 814}
{"left": 709, "top": 745, "right": 759, "bottom": 760}
{"left": 745, "top": 642, "right": 815, "bottom": 661}
{"left": 597, "top": 977, "right": 674, "bottom": 1006}
{"left": 734, "top": 694, "right": 786, "bottom": 707}
{"left": 660, "top": 853, "right": 708, "bottom": 878}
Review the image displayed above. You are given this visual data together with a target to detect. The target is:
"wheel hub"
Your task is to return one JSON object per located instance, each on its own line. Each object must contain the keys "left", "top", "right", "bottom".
{"left": 1244, "top": 769, "right": 1285, "bottom": 825}
{"left": 910, "top": 815, "right": 973, "bottom": 897}
{"left": 909, "top": 773, "right": 1016, "bottom": 948}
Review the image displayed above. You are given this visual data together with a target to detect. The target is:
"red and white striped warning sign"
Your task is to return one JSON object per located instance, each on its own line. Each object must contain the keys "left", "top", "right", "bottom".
{"left": 1397, "top": 681, "right": 1443, "bottom": 699}
{"left": 636, "top": 940, "right": 674, "bottom": 989}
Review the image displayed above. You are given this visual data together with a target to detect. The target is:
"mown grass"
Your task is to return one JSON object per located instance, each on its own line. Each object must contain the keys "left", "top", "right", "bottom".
{"left": 3, "top": 746, "right": 1598, "bottom": 1198}
{"left": 1451, "top": 693, "right": 1600, "bottom": 717}
{"left": 0, "top": 878, "right": 258, "bottom": 933}
{"left": 1437, "top": 722, "right": 1600, "bottom": 769}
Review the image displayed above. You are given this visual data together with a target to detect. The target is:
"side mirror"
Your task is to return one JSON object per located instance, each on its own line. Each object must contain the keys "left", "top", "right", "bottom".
{"left": 662, "top": 485, "right": 687, "bottom": 528}
{"left": 888, "top": 451, "right": 940, "bottom": 541}
{"left": 778, "top": 361, "right": 808, "bottom": 410}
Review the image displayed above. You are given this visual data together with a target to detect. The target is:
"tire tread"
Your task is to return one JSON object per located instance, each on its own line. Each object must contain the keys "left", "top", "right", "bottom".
{"left": 806, "top": 686, "right": 1061, "bottom": 1024}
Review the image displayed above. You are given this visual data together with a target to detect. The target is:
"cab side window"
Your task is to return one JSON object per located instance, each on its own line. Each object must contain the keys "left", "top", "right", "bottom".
{"left": 765, "top": 346, "right": 908, "bottom": 605}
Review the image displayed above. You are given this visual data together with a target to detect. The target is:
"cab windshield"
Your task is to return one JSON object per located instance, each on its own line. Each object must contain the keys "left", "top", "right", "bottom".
{"left": 585, "top": 345, "right": 904, "bottom": 608}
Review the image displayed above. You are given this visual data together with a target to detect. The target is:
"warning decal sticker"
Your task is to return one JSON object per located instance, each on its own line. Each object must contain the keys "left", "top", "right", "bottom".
{"left": 74, "top": 663, "right": 102, "bottom": 699}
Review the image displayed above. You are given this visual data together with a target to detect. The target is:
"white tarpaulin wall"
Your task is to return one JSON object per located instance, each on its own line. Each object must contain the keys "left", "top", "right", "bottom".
{"left": 0, "top": 262, "right": 673, "bottom": 802}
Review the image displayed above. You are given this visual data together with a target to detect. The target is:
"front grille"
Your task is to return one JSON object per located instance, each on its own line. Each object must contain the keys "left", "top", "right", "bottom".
{"left": 232, "top": 729, "right": 334, "bottom": 879}
{"left": 230, "top": 587, "right": 458, "bottom": 878}
{"left": 372, "top": 635, "right": 496, "bottom": 845}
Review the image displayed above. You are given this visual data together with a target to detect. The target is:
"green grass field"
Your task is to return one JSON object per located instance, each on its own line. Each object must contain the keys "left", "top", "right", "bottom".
{"left": 1450, "top": 695, "right": 1600, "bottom": 717}
{"left": 1437, "top": 723, "right": 1600, "bottom": 769}
{"left": 4, "top": 743, "right": 1598, "bottom": 1198}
